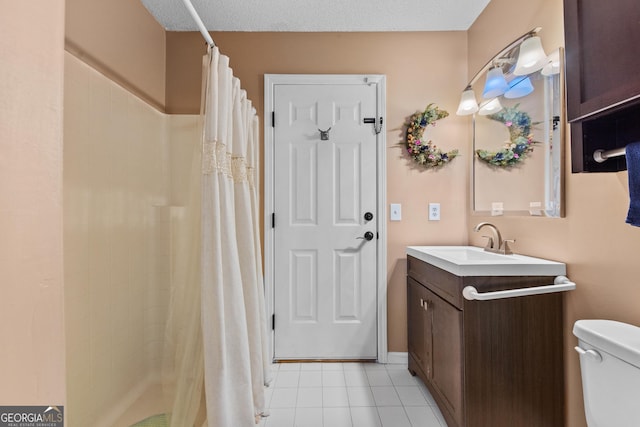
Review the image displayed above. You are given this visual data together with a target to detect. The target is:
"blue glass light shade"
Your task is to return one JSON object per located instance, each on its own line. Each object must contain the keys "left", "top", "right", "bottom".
{"left": 504, "top": 76, "right": 534, "bottom": 99}
{"left": 482, "top": 67, "right": 509, "bottom": 99}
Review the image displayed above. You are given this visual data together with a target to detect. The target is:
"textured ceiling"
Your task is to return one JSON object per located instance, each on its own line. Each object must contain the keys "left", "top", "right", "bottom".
{"left": 141, "top": 0, "right": 492, "bottom": 32}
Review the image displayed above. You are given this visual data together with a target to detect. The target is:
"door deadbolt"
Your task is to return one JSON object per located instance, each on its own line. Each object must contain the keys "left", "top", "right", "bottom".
{"left": 364, "top": 212, "right": 374, "bottom": 221}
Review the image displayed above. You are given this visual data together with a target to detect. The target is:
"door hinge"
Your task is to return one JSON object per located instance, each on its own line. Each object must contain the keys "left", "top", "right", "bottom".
{"left": 377, "top": 232, "right": 379, "bottom": 239}
{"left": 272, "top": 212, "right": 275, "bottom": 228}
{"left": 271, "top": 111, "right": 275, "bottom": 128}
{"left": 272, "top": 314, "right": 275, "bottom": 330}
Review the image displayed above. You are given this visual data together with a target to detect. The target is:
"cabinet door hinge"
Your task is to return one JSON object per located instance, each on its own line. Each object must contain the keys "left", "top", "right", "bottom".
{"left": 272, "top": 314, "right": 275, "bottom": 330}
{"left": 271, "top": 213, "right": 275, "bottom": 228}
{"left": 271, "top": 111, "right": 275, "bottom": 128}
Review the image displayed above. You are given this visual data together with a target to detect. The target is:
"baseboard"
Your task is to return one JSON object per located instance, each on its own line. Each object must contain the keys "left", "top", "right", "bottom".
{"left": 386, "top": 352, "right": 408, "bottom": 365}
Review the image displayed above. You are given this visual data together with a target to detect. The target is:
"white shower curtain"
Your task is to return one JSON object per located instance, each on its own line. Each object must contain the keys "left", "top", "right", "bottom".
{"left": 163, "top": 46, "right": 270, "bottom": 427}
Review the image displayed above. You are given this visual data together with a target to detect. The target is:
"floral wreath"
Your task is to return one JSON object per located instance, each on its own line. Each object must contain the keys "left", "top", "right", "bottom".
{"left": 405, "top": 104, "right": 458, "bottom": 168}
{"left": 475, "top": 105, "right": 539, "bottom": 167}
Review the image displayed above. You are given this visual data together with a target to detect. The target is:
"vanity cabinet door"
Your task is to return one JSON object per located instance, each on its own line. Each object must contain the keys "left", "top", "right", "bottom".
{"left": 408, "top": 278, "right": 432, "bottom": 377}
{"left": 429, "top": 287, "right": 464, "bottom": 427}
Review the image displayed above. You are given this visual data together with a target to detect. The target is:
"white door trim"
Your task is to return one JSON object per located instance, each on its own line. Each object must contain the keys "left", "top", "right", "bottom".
{"left": 264, "top": 74, "right": 388, "bottom": 363}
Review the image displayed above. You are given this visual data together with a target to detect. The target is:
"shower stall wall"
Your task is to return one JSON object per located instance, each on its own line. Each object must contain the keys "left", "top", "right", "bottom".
{"left": 63, "top": 52, "right": 200, "bottom": 427}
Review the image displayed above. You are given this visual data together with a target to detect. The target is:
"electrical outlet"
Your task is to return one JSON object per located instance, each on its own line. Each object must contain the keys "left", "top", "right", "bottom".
{"left": 429, "top": 203, "right": 440, "bottom": 221}
{"left": 491, "top": 201, "right": 504, "bottom": 216}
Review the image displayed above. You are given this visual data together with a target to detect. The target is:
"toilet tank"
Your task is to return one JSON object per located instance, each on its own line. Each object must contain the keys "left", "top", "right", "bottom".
{"left": 573, "top": 320, "right": 640, "bottom": 427}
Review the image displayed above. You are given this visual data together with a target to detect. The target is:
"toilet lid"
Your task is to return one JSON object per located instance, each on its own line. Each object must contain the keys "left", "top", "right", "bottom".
{"left": 573, "top": 319, "right": 640, "bottom": 368}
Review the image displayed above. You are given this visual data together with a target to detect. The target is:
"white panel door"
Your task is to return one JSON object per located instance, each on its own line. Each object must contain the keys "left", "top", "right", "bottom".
{"left": 273, "top": 82, "right": 379, "bottom": 360}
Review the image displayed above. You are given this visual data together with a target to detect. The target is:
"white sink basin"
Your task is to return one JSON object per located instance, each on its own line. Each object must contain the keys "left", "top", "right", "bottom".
{"left": 406, "top": 246, "right": 566, "bottom": 277}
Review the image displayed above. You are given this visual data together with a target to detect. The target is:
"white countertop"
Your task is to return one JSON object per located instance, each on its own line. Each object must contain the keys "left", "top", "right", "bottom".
{"left": 406, "top": 246, "right": 566, "bottom": 277}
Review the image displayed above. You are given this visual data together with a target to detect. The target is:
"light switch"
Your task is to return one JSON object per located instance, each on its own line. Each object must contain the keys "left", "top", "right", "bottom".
{"left": 390, "top": 203, "right": 402, "bottom": 221}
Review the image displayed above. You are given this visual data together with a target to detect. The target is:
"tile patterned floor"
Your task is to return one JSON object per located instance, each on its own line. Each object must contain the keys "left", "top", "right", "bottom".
{"left": 258, "top": 362, "right": 448, "bottom": 427}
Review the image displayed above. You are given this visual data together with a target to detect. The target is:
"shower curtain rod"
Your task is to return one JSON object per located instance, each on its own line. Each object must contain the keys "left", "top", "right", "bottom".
{"left": 181, "top": 0, "right": 215, "bottom": 47}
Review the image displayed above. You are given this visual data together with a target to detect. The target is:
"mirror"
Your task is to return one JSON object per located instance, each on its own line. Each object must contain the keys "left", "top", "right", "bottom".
{"left": 464, "top": 33, "right": 564, "bottom": 217}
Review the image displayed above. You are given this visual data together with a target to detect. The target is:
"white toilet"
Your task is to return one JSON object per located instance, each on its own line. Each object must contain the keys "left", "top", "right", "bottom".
{"left": 573, "top": 319, "right": 640, "bottom": 427}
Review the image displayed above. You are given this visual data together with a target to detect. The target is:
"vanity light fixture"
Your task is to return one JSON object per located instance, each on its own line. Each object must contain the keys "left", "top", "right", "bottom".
{"left": 478, "top": 98, "right": 504, "bottom": 115}
{"left": 513, "top": 35, "right": 547, "bottom": 75}
{"left": 456, "top": 86, "right": 479, "bottom": 115}
{"left": 482, "top": 66, "right": 509, "bottom": 99}
{"left": 456, "top": 27, "right": 542, "bottom": 116}
{"left": 541, "top": 49, "right": 561, "bottom": 76}
{"left": 504, "top": 76, "right": 534, "bottom": 98}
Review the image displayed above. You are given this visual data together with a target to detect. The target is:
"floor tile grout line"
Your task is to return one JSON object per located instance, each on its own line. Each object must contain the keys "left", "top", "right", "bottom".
{"left": 266, "top": 363, "right": 448, "bottom": 426}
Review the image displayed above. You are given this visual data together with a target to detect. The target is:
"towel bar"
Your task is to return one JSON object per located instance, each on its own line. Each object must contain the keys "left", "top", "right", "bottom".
{"left": 462, "top": 276, "right": 576, "bottom": 301}
{"left": 594, "top": 147, "right": 626, "bottom": 163}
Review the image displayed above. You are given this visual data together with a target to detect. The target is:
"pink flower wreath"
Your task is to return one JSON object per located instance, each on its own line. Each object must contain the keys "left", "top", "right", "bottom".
{"left": 405, "top": 104, "right": 458, "bottom": 168}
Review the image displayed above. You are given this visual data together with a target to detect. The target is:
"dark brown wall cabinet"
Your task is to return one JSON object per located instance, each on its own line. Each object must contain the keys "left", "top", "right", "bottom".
{"left": 564, "top": 0, "right": 640, "bottom": 172}
{"left": 407, "top": 256, "right": 565, "bottom": 427}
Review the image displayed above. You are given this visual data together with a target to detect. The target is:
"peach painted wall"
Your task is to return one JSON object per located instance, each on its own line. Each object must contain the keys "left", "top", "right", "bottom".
{"left": 65, "top": 0, "right": 167, "bottom": 110}
{"left": 166, "top": 31, "right": 471, "bottom": 352}
{"left": 0, "top": 0, "right": 66, "bottom": 407}
{"left": 468, "top": 0, "right": 640, "bottom": 426}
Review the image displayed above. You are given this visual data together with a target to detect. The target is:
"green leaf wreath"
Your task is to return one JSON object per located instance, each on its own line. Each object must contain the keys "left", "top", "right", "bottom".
{"left": 405, "top": 104, "right": 458, "bottom": 168}
{"left": 475, "top": 104, "right": 540, "bottom": 167}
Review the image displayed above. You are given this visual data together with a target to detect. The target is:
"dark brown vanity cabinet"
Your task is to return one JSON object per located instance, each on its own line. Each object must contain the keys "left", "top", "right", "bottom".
{"left": 407, "top": 256, "right": 565, "bottom": 427}
{"left": 407, "top": 278, "right": 431, "bottom": 376}
{"left": 408, "top": 278, "right": 463, "bottom": 424}
{"left": 564, "top": 0, "right": 640, "bottom": 172}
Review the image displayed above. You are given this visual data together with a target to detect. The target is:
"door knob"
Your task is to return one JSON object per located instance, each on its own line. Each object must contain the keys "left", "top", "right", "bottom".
{"left": 357, "top": 231, "right": 375, "bottom": 241}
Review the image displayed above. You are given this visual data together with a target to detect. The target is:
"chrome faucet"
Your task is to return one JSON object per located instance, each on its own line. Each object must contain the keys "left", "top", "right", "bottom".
{"left": 473, "top": 222, "right": 515, "bottom": 255}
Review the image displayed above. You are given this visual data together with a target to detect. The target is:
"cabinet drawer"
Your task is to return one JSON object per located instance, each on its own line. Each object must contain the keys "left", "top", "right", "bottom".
{"left": 408, "top": 255, "right": 463, "bottom": 309}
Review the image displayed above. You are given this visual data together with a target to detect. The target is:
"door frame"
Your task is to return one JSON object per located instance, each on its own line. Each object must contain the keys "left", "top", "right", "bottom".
{"left": 263, "top": 74, "right": 388, "bottom": 363}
